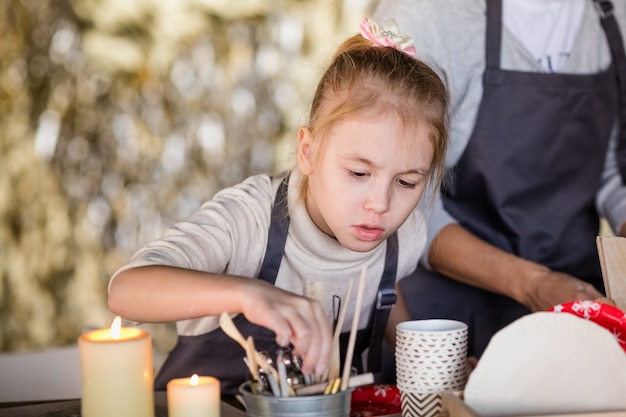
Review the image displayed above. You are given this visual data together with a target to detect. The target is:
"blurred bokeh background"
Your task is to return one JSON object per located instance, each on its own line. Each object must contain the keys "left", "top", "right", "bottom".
{"left": 0, "top": 0, "right": 376, "bottom": 363}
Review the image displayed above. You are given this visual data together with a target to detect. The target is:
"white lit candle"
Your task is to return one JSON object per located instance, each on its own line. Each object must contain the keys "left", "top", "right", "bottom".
{"left": 78, "top": 316, "right": 154, "bottom": 417}
{"left": 167, "top": 374, "right": 221, "bottom": 417}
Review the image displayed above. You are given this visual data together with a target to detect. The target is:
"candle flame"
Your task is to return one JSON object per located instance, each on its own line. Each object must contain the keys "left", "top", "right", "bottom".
{"left": 190, "top": 374, "right": 199, "bottom": 386}
{"left": 110, "top": 316, "right": 122, "bottom": 340}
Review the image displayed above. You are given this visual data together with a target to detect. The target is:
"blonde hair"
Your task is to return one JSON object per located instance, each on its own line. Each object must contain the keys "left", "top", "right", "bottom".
{"left": 298, "top": 34, "right": 449, "bottom": 203}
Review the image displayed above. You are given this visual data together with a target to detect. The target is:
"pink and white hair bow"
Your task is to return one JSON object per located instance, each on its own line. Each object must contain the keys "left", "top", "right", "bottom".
{"left": 359, "top": 17, "right": 416, "bottom": 57}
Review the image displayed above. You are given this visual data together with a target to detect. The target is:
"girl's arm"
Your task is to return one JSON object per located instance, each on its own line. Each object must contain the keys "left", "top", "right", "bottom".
{"left": 108, "top": 265, "right": 332, "bottom": 376}
{"left": 109, "top": 265, "right": 266, "bottom": 322}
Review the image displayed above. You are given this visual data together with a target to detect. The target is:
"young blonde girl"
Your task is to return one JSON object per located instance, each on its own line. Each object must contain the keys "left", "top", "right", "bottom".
{"left": 107, "top": 18, "right": 448, "bottom": 395}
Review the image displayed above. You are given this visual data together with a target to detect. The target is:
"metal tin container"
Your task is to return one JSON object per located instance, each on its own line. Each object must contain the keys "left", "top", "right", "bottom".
{"left": 239, "top": 381, "right": 352, "bottom": 417}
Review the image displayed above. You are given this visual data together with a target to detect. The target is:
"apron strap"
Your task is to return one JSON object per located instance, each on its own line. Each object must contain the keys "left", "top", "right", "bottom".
{"left": 485, "top": 0, "right": 502, "bottom": 70}
{"left": 365, "top": 232, "right": 398, "bottom": 372}
{"left": 258, "top": 177, "right": 290, "bottom": 283}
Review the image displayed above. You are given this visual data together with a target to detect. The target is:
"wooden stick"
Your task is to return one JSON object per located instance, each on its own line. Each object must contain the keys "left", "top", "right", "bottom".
{"left": 341, "top": 266, "right": 366, "bottom": 391}
{"left": 323, "top": 279, "right": 354, "bottom": 382}
{"left": 244, "top": 336, "right": 260, "bottom": 381}
{"left": 296, "top": 372, "right": 375, "bottom": 396}
{"left": 219, "top": 312, "right": 260, "bottom": 381}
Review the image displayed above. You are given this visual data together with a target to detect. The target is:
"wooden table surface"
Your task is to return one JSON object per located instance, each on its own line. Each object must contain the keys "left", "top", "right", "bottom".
{"left": 0, "top": 391, "right": 247, "bottom": 417}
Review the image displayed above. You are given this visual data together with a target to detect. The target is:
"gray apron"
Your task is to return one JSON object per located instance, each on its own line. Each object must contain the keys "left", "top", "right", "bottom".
{"left": 153, "top": 177, "right": 399, "bottom": 395}
{"left": 401, "top": 0, "right": 624, "bottom": 357}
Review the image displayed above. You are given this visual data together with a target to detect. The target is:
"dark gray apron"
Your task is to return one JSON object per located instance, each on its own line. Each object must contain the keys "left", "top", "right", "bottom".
{"left": 153, "top": 177, "right": 399, "bottom": 395}
{"left": 401, "top": 0, "right": 625, "bottom": 357}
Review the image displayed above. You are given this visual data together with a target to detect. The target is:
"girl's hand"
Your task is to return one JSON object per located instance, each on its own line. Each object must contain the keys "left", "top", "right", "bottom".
{"left": 238, "top": 279, "right": 332, "bottom": 376}
{"left": 521, "top": 268, "right": 603, "bottom": 312}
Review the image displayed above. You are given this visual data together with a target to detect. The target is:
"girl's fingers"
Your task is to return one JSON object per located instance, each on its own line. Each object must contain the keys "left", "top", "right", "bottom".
{"left": 243, "top": 285, "right": 333, "bottom": 375}
{"left": 290, "top": 302, "right": 331, "bottom": 375}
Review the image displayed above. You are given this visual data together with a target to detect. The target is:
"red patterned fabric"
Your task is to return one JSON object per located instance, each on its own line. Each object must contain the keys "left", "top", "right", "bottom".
{"left": 351, "top": 384, "right": 402, "bottom": 417}
{"left": 548, "top": 300, "right": 626, "bottom": 351}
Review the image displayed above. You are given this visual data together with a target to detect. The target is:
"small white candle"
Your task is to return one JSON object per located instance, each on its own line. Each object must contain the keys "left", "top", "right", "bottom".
{"left": 78, "top": 317, "right": 154, "bottom": 417}
{"left": 167, "top": 374, "right": 221, "bottom": 417}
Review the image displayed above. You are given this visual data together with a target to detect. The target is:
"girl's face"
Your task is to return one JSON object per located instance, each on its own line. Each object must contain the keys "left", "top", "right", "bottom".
{"left": 297, "top": 113, "right": 434, "bottom": 252}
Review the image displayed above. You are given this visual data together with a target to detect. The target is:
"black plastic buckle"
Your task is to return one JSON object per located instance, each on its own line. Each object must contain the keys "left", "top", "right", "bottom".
{"left": 376, "top": 289, "right": 397, "bottom": 310}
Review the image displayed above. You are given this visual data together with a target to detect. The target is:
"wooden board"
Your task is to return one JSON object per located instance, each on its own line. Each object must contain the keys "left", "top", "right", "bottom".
{"left": 441, "top": 391, "right": 626, "bottom": 417}
{"left": 597, "top": 236, "right": 626, "bottom": 310}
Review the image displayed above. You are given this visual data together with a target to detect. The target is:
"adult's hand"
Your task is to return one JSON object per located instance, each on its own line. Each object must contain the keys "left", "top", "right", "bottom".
{"left": 518, "top": 268, "right": 603, "bottom": 312}
{"left": 429, "top": 224, "right": 602, "bottom": 313}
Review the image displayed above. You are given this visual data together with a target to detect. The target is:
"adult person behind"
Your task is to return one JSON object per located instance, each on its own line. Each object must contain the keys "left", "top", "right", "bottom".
{"left": 372, "top": 0, "right": 626, "bottom": 357}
